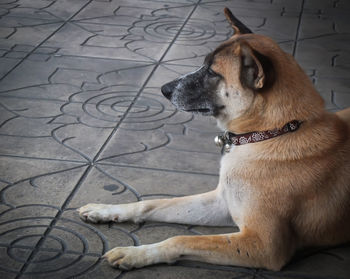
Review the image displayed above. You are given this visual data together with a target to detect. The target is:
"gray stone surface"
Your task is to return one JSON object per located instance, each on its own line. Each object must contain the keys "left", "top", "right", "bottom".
{"left": 0, "top": 0, "right": 349, "bottom": 278}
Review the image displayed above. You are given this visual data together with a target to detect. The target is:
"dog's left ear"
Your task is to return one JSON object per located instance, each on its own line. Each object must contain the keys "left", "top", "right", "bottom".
{"left": 224, "top": 8, "right": 252, "bottom": 35}
{"left": 236, "top": 43, "right": 266, "bottom": 90}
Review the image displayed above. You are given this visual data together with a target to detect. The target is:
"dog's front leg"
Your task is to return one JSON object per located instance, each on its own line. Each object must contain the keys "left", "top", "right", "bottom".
{"left": 103, "top": 227, "right": 293, "bottom": 271}
{"left": 78, "top": 189, "right": 233, "bottom": 226}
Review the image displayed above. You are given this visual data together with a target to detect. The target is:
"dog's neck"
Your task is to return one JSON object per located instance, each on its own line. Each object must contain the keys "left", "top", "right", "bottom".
{"left": 215, "top": 120, "right": 302, "bottom": 153}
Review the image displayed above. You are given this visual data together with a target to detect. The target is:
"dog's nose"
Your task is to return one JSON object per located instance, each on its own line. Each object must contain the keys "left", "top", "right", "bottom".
{"left": 161, "top": 81, "right": 176, "bottom": 99}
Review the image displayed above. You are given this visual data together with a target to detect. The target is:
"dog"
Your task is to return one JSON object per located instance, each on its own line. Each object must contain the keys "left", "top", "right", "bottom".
{"left": 78, "top": 8, "right": 350, "bottom": 271}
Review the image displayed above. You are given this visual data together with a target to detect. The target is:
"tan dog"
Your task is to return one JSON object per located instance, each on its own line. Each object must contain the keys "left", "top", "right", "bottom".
{"left": 78, "top": 8, "right": 350, "bottom": 271}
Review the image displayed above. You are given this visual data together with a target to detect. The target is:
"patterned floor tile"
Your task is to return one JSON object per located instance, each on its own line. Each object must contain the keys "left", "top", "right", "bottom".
{"left": 98, "top": 111, "right": 221, "bottom": 173}
{"left": 0, "top": 55, "right": 154, "bottom": 91}
{"left": 0, "top": 0, "right": 350, "bottom": 278}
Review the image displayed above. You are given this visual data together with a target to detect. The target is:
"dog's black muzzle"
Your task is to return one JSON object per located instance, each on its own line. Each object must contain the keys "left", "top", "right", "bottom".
{"left": 161, "top": 79, "right": 178, "bottom": 100}
{"left": 160, "top": 66, "right": 224, "bottom": 116}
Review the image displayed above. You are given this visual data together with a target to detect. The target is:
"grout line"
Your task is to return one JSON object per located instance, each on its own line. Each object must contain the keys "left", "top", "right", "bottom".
{"left": 11, "top": 2, "right": 97, "bottom": 277}
{"left": 52, "top": 53, "right": 154, "bottom": 63}
{"left": 13, "top": 1, "right": 203, "bottom": 277}
{"left": 292, "top": 0, "right": 305, "bottom": 57}
{"left": 0, "top": 95, "right": 179, "bottom": 113}
{"left": 0, "top": 0, "right": 94, "bottom": 82}
{"left": 0, "top": 242, "right": 101, "bottom": 257}
{"left": 0, "top": 154, "right": 87, "bottom": 164}
{"left": 92, "top": 0, "right": 202, "bottom": 163}
{"left": 14, "top": 165, "right": 92, "bottom": 279}
{"left": 97, "top": 161, "right": 218, "bottom": 177}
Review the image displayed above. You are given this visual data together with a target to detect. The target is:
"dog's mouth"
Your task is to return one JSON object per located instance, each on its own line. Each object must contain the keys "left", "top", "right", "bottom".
{"left": 183, "top": 105, "right": 225, "bottom": 116}
{"left": 185, "top": 108, "right": 211, "bottom": 114}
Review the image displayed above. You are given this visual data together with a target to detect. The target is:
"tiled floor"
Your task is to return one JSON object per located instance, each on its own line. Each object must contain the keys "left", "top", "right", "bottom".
{"left": 0, "top": 0, "right": 350, "bottom": 278}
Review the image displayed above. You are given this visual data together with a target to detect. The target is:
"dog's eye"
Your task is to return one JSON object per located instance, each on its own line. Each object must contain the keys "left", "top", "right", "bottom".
{"left": 207, "top": 68, "right": 218, "bottom": 77}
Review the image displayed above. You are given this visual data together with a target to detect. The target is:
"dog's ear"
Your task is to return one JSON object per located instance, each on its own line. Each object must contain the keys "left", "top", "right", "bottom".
{"left": 236, "top": 43, "right": 271, "bottom": 90}
{"left": 224, "top": 8, "right": 252, "bottom": 35}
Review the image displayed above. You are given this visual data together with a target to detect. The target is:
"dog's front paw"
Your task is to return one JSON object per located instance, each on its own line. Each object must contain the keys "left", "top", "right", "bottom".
{"left": 103, "top": 246, "right": 144, "bottom": 270}
{"left": 77, "top": 203, "right": 122, "bottom": 223}
{"left": 103, "top": 246, "right": 155, "bottom": 270}
{"left": 103, "top": 242, "right": 177, "bottom": 270}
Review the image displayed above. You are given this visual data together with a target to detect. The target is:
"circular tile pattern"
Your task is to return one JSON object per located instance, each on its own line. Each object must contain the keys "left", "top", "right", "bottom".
{"left": 0, "top": 205, "right": 126, "bottom": 276}
{"left": 143, "top": 20, "right": 215, "bottom": 42}
{"left": 64, "top": 89, "right": 178, "bottom": 128}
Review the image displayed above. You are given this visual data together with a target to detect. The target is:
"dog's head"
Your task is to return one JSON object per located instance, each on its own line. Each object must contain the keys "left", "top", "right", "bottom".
{"left": 161, "top": 8, "right": 324, "bottom": 133}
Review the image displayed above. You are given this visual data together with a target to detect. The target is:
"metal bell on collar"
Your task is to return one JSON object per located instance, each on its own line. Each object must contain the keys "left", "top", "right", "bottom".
{"left": 215, "top": 132, "right": 232, "bottom": 153}
{"left": 224, "top": 143, "right": 231, "bottom": 153}
{"left": 214, "top": 135, "right": 224, "bottom": 147}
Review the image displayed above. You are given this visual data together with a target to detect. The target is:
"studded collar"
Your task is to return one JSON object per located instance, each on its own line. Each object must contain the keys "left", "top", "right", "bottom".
{"left": 215, "top": 120, "right": 302, "bottom": 153}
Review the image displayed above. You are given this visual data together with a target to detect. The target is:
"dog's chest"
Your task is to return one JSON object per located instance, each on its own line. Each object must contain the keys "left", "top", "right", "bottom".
{"left": 219, "top": 146, "right": 250, "bottom": 181}
{"left": 218, "top": 147, "right": 253, "bottom": 220}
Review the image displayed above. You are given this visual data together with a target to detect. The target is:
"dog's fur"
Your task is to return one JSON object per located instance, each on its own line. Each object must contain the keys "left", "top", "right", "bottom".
{"left": 78, "top": 8, "right": 350, "bottom": 271}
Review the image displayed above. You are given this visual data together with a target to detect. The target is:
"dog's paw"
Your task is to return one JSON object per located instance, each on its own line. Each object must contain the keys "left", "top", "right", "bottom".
{"left": 103, "top": 246, "right": 152, "bottom": 270}
{"left": 77, "top": 203, "right": 121, "bottom": 223}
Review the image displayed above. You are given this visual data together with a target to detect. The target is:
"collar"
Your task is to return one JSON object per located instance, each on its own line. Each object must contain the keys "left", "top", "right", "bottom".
{"left": 215, "top": 120, "right": 302, "bottom": 153}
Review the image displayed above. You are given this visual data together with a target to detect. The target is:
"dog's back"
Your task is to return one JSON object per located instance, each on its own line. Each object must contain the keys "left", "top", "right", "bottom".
{"left": 293, "top": 108, "right": 350, "bottom": 248}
